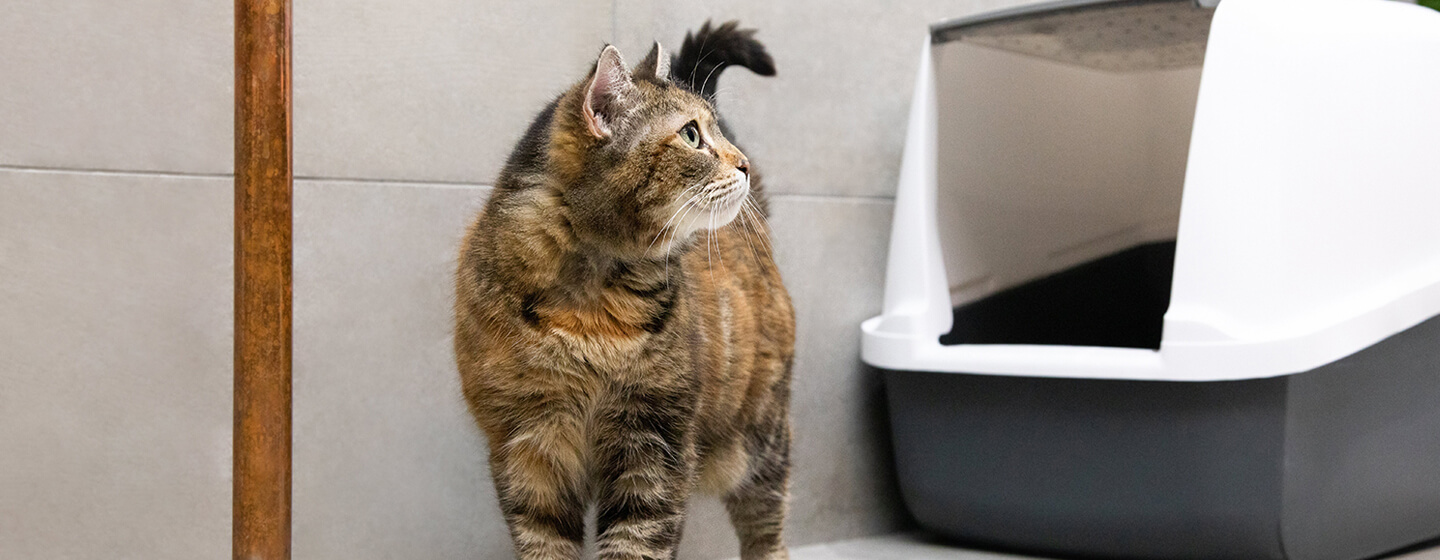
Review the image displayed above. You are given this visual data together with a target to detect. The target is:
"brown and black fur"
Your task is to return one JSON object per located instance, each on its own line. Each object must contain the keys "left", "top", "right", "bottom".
{"left": 454, "top": 22, "right": 794, "bottom": 560}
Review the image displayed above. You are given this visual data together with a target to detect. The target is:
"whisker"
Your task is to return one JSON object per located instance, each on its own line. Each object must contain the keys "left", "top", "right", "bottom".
{"left": 653, "top": 204, "right": 697, "bottom": 283}
{"left": 707, "top": 86, "right": 737, "bottom": 106}
{"left": 699, "top": 61, "right": 727, "bottom": 101}
{"left": 744, "top": 197, "right": 773, "bottom": 234}
{"left": 689, "top": 32, "right": 721, "bottom": 87}
{"left": 711, "top": 214, "right": 724, "bottom": 315}
{"left": 646, "top": 181, "right": 707, "bottom": 255}
{"left": 664, "top": 192, "right": 705, "bottom": 286}
{"left": 742, "top": 199, "right": 775, "bottom": 256}
{"left": 713, "top": 207, "right": 726, "bottom": 273}
{"left": 749, "top": 208, "right": 770, "bottom": 256}
{"left": 735, "top": 206, "right": 764, "bottom": 264}
{"left": 738, "top": 203, "right": 762, "bottom": 256}
{"left": 706, "top": 209, "right": 715, "bottom": 284}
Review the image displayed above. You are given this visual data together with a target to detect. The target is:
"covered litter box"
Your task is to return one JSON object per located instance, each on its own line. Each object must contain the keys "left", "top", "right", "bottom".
{"left": 860, "top": 0, "right": 1440, "bottom": 559}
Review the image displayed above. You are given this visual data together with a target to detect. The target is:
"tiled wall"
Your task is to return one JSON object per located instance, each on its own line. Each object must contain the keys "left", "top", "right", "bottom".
{"left": 0, "top": 1, "right": 1031, "bottom": 558}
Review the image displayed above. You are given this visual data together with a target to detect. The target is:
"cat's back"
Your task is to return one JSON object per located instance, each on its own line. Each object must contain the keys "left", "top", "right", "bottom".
{"left": 455, "top": 94, "right": 567, "bottom": 297}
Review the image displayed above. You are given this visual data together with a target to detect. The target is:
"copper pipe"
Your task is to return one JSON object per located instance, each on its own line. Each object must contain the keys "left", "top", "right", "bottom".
{"left": 234, "top": 0, "right": 292, "bottom": 558}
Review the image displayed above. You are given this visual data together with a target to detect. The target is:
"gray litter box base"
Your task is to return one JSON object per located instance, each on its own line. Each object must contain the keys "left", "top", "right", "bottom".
{"left": 884, "top": 315, "right": 1440, "bottom": 560}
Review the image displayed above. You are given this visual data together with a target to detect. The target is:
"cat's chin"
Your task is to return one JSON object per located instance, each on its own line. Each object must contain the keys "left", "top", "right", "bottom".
{"left": 671, "top": 184, "right": 748, "bottom": 238}
{"left": 706, "top": 195, "right": 747, "bottom": 230}
{"left": 683, "top": 196, "right": 745, "bottom": 236}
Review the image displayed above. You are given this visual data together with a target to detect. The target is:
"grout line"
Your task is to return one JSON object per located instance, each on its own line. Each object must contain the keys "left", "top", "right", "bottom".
{"left": 0, "top": 164, "right": 231, "bottom": 180}
{"left": 0, "top": 165, "right": 491, "bottom": 189}
{"left": 294, "top": 175, "right": 491, "bottom": 189}
{"left": 770, "top": 193, "right": 895, "bottom": 205}
{"left": 0, "top": 164, "right": 891, "bottom": 203}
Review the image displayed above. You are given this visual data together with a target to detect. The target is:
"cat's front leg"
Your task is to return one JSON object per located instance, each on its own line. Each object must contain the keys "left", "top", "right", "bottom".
{"left": 486, "top": 412, "right": 589, "bottom": 560}
{"left": 593, "top": 386, "right": 698, "bottom": 560}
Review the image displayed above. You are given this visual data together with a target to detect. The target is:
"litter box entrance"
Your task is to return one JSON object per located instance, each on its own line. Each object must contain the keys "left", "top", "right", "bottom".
{"left": 931, "top": 0, "right": 1213, "bottom": 349}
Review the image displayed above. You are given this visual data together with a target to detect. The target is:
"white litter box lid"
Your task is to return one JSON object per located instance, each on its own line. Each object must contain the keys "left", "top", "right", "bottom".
{"left": 862, "top": 0, "right": 1440, "bottom": 381}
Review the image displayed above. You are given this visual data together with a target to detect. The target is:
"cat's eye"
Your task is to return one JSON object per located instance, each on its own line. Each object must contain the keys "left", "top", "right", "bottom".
{"left": 679, "top": 121, "right": 703, "bottom": 149}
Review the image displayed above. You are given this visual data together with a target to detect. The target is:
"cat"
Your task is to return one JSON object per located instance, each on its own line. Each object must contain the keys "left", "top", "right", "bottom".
{"left": 453, "top": 21, "right": 795, "bottom": 560}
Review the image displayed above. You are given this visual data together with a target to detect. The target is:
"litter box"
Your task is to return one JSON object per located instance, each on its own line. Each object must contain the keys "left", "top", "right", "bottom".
{"left": 860, "top": 0, "right": 1440, "bottom": 558}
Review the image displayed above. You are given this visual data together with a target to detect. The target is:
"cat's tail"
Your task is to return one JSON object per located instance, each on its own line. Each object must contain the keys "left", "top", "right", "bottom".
{"left": 671, "top": 20, "right": 776, "bottom": 100}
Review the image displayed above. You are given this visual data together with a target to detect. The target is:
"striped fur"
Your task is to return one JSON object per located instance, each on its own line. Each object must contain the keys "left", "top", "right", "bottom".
{"left": 454, "top": 23, "right": 793, "bottom": 560}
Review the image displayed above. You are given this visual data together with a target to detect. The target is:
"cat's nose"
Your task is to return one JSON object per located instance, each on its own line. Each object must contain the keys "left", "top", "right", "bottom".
{"left": 736, "top": 157, "right": 749, "bottom": 177}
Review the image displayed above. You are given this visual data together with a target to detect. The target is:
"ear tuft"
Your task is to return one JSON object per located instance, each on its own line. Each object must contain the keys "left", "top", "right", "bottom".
{"left": 634, "top": 41, "right": 670, "bottom": 83}
{"left": 582, "top": 45, "right": 635, "bottom": 139}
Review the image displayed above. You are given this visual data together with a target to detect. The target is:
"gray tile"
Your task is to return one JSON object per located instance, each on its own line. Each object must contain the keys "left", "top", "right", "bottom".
{"left": 615, "top": 0, "right": 1037, "bottom": 198}
{"left": 291, "top": 180, "right": 508, "bottom": 559}
{"left": 678, "top": 495, "right": 743, "bottom": 559}
{"left": 764, "top": 195, "right": 911, "bottom": 548}
{"left": 0, "top": 2, "right": 232, "bottom": 173}
{"left": 0, "top": 170, "right": 232, "bottom": 558}
{"left": 293, "top": 0, "right": 612, "bottom": 183}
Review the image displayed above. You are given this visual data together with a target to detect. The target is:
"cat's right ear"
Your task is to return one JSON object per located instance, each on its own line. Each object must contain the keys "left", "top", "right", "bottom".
{"left": 633, "top": 41, "right": 670, "bottom": 83}
{"left": 582, "top": 46, "right": 636, "bottom": 139}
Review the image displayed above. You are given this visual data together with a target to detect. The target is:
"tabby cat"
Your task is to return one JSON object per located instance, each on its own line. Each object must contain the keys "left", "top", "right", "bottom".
{"left": 453, "top": 22, "right": 796, "bottom": 560}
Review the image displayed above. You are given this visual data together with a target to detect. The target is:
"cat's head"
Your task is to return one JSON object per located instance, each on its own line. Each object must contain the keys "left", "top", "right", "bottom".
{"left": 548, "top": 43, "right": 752, "bottom": 258}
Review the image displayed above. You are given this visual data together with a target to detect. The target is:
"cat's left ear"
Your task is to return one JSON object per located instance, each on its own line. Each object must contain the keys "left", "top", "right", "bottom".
{"left": 583, "top": 45, "right": 637, "bottom": 139}
{"left": 633, "top": 41, "right": 670, "bottom": 83}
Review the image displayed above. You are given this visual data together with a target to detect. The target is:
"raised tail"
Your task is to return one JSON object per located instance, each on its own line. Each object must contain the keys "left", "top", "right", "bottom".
{"left": 670, "top": 20, "right": 776, "bottom": 100}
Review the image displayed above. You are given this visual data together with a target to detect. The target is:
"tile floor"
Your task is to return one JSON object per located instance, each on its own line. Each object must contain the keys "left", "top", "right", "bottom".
{"left": 783, "top": 533, "right": 1440, "bottom": 560}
